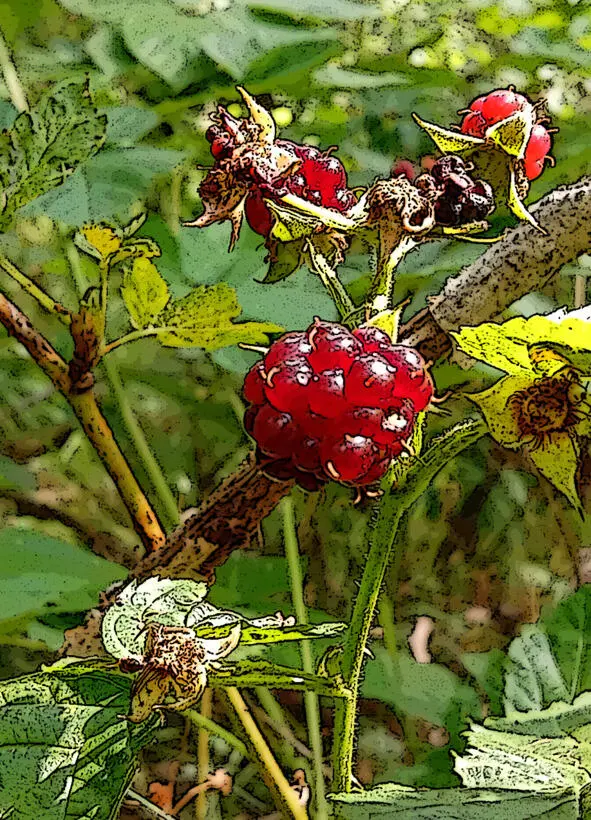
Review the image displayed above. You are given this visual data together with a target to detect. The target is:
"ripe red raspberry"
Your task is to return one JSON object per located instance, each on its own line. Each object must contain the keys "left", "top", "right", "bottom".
{"left": 242, "top": 319, "right": 434, "bottom": 491}
{"left": 469, "top": 89, "right": 531, "bottom": 126}
{"left": 523, "top": 123, "right": 552, "bottom": 180}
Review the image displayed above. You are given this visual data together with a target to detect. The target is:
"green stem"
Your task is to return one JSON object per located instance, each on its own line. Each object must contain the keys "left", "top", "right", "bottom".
{"left": 0, "top": 253, "right": 71, "bottom": 323}
{"left": 102, "top": 355, "right": 179, "bottom": 528}
{"left": 226, "top": 687, "right": 308, "bottom": 819}
{"left": 102, "top": 327, "right": 168, "bottom": 355}
{"left": 331, "top": 417, "right": 489, "bottom": 794}
{"left": 186, "top": 708, "right": 248, "bottom": 757}
{"left": 282, "top": 496, "right": 329, "bottom": 820}
{"left": 305, "top": 241, "right": 355, "bottom": 322}
{"left": 0, "top": 26, "right": 28, "bottom": 112}
{"left": 367, "top": 234, "right": 418, "bottom": 318}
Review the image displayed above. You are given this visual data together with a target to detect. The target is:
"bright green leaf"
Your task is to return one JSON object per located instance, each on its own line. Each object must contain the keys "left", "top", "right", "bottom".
{"left": 0, "top": 665, "right": 157, "bottom": 820}
{"left": 192, "top": 620, "right": 346, "bottom": 645}
{"left": 528, "top": 432, "right": 582, "bottom": 513}
{"left": 208, "top": 659, "right": 345, "bottom": 698}
{"left": 121, "top": 257, "right": 170, "bottom": 329}
{"left": 156, "top": 283, "right": 282, "bottom": 349}
{"left": 466, "top": 374, "right": 532, "bottom": 447}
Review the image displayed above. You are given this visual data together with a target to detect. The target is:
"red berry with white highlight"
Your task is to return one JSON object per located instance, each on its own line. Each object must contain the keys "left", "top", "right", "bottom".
{"left": 523, "top": 123, "right": 552, "bottom": 181}
{"left": 242, "top": 319, "right": 434, "bottom": 491}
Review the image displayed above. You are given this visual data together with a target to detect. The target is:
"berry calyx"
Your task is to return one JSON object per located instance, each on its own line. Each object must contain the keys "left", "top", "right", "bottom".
{"left": 242, "top": 319, "right": 434, "bottom": 492}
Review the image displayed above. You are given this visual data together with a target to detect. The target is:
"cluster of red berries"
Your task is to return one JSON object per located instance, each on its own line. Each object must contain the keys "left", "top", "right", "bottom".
{"left": 459, "top": 88, "right": 553, "bottom": 180}
{"left": 205, "top": 125, "right": 356, "bottom": 237}
{"left": 243, "top": 319, "right": 434, "bottom": 491}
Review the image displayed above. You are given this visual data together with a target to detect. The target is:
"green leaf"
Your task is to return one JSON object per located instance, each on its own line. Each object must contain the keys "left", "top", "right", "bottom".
{"left": 412, "top": 113, "right": 485, "bottom": 154}
{"left": 0, "top": 665, "right": 157, "bottom": 820}
{"left": 454, "top": 724, "right": 590, "bottom": 792}
{"left": 0, "top": 80, "right": 107, "bottom": 227}
{"left": 24, "top": 146, "right": 184, "bottom": 225}
{"left": 329, "top": 782, "right": 578, "bottom": 818}
{"left": 208, "top": 659, "right": 345, "bottom": 698}
{"left": 508, "top": 165, "right": 545, "bottom": 232}
{"left": 0, "top": 528, "right": 126, "bottom": 630}
{"left": 121, "top": 257, "right": 170, "bottom": 329}
{"left": 314, "top": 64, "right": 408, "bottom": 88}
{"left": 245, "top": 0, "right": 381, "bottom": 20}
{"left": 156, "top": 283, "right": 282, "bottom": 349}
{"left": 0, "top": 455, "right": 36, "bottom": 492}
{"left": 101, "top": 577, "right": 208, "bottom": 659}
{"left": 453, "top": 307, "right": 591, "bottom": 377}
{"left": 504, "top": 586, "right": 591, "bottom": 714}
{"left": 488, "top": 691, "right": 591, "bottom": 738}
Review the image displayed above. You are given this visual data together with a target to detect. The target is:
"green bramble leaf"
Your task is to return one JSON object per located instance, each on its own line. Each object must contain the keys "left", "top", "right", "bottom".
{"left": 329, "top": 782, "right": 578, "bottom": 818}
{"left": 156, "top": 282, "right": 283, "bottom": 349}
{"left": 503, "top": 584, "right": 591, "bottom": 715}
{"left": 0, "top": 80, "right": 107, "bottom": 227}
{"left": 121, "top": 256, "right": 170, "bottom": 330}
{"left": 485, "top": 109, "right": 535, "bottom": 159}
{"left": 208, "top": 659, "right": 346, "bottom": 698}
{"left": 528, "top": 433, "right": 582, "bottom": 514}
{"left": 0, "top": 664, "right": 157, "bottom": 820}
{"left": 466, "top": 374, "right": 531, "bottom": 447}
{"left": 411, "top": 113, "right": 485, "bottom": 154}
{"left": 192, "top": 620, "right": 346, "bottom": 646}
{"left": 454, "top": 724, "right": 590, "bottom": 795}
{"left": 260, "top": 238, "right": 303, "bottom": 284}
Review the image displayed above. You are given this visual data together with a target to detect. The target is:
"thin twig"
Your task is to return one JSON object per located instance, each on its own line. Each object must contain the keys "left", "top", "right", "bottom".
{"left": 226, "top": 687, "right": 308, "bottom": 820}
{"left": 0, "top": 253, "right": 71, "bottom": 323}
{"left": 0, "top": 287, "right": 166, "bottom": 552}
{"left": 126, "top": 789, "right": 176, "bottom": 820}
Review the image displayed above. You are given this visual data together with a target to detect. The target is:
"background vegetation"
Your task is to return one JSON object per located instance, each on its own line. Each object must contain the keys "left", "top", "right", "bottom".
{"left": 1, "top": 0, "right": 591, "bottom": 814}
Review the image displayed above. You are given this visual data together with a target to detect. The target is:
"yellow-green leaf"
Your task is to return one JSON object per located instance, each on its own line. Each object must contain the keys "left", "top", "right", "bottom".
{"left": 455, "top": 308, "right": 591, "bottom": 377}
{"left": 412, "top": 113, "right": 485, "bottom": 154}
{"left": 80, "top": 224, "right": 121, "bottom": 260}
{"left": 121, "top": 257, "right": 170, "bottom": 330}
{"left": 529, "top": 433, "right": 582, "bottom": 513}
{"left": 486, "top": 108, "right": 534, "bottom": 159}
{"left": 467, "top": 374, "right": 533, "bottom": 448}
{"left": 452, "top": 321, "right": 535, "bottom": 375}
{"left": 508, "top": 166, "right": 545, "bottom": 233}
{"left": 157, "top": 283, "right": 282, "bottom": 349}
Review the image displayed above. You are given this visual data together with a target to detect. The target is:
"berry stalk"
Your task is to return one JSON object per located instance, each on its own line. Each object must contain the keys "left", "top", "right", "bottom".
{"left": 330, "top": 417, "right": 489, "bottom": 794}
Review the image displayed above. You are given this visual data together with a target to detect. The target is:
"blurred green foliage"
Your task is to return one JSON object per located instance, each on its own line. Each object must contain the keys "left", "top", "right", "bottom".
{"left": 0, "top": 0, "right": 591, "bottom": 802}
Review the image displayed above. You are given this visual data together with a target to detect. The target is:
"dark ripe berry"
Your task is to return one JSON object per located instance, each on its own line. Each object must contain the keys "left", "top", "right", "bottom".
{"left": 259, "top": 454, "right": 298, "bottom": 481}
{"left": 345, "top": 354, "right": 399, "bottom": 409}
{"left": 460, "top": 110, "right": 487, "bottom": 137}
{"left": 430, "top": 155, "right": 467, "bottom": 182}
{"left": 264, "top": 358, "right": 314, "bottom": 414}
{"left": 382, "top": 400, "right": 416, "bottom": 441}
{"left": 243, "top": 363, "right": 266, "bottom": 405}
{"left": 335, "top": 406, "right": 392, "bottom": 446}
{"left": 524, "top": 123, "right": 552, "bottom": 181}
{"left": 472, "top": 88, "right": 531, "bottom": 125}
{"left": 253, "top": 404, "right": 299, "bottom": 459}
{"left": 301, "top": 155, "right": 347, "bottom": 192}
{"left": 353, "top": 325, "right": 392, "bottom": 354}
{"left": 320, "top": 434, "right": 381, "bottom": 483}
{"left": 379, "top": 345, "right": 434, "bottom": 411}
{"left": 264, "top": 332, "right": 314, "bottom": 369}
{"left": 307, "top": 321, "right": 362, "bottom": 373}
{"left": 294, "top": 469, "right": 326, "bottom": 492}
{"left": 245, "top": 189, "right": 273, "bottom": 236}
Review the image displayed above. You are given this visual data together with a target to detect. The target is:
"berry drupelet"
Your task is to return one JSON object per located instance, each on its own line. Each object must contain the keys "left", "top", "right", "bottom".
{"left": 243, "top": 319, "right": 435, "bottom": 492}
